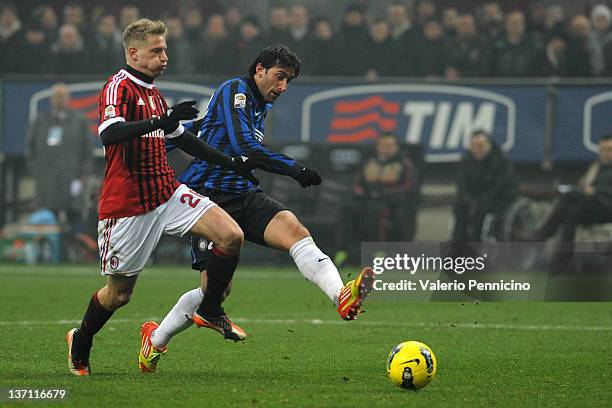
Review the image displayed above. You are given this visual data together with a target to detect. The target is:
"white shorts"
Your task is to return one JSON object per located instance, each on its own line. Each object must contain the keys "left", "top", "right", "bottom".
{"left": 97, "top": 184, "right": 215, "bottom": 276}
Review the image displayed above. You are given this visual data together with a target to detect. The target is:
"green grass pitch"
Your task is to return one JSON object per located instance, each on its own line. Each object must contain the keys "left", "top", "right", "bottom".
{"left": 1, "top": 264, "right": 611, "bottom": 407}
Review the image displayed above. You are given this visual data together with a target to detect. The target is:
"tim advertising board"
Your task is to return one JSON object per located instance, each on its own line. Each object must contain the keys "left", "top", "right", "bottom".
{"left": 299, "top": 85, "right": 516, "bottom": 162}
{"left": 2, "top": 80, "right": 214, "bottom": 155}
{"left": 583, "top": 90, "right": 612, "bottom": 153}
{"left": 552, "top": 86, "right": 612, "bottom": 161}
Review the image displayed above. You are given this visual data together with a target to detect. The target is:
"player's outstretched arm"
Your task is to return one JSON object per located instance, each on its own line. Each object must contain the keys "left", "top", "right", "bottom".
{"left": 220, "top": 90, "right": 321, "bottom": 187}
{"left": 170, "top": 128, "right": 263, "bottom": 184}
{"left": 99, "top": 100, "right": 199, "bottom": 146}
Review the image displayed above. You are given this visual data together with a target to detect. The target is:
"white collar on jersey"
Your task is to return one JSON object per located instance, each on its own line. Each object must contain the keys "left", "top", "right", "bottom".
{"left": 120, "top": 69, "right": 156, "bottom": 89}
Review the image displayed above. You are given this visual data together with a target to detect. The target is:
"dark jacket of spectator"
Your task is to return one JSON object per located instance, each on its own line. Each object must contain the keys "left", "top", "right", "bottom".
{"left": 0, "top": 4, "right": 22, "bottom": 72}
{"left": 197, "top": 14, "right": 234, "bottom": 76}
{"left": 334, "top": 5, "right": 368, "bottom": 76}
{"left": 447, "top": 14, "right": 491, "bottom": 77}
{"left": 566, "top": 36, "right": 594, "bottom": 77}
{"left": 86, "top": 15, "right": 123, "bottom": 75}
{"left": 535, "top": 36, "right": 569, "bottom": 77}
{"left": 457, "top": 142, "right": 518, "bottom": 210}
{"left": 47, "top": 24, "right": 86, "bottom": 74}
{"left": 363, "top": 20, "right": 396, "bottom": 77}
{"left": 19, "top": 22, "right": 49, "bottom": 74}
{"left": 491, "top": 36, "right": 539, "bottom": 77}
{"left": 164, "top": 18, "right": 195, "bottom": 76}
{"left": 266, "top": 5, "right": 292, "bottom": 46}
{"left": 414, "top": 20, "right": 449, "bottom": 76}
{"left": 308, "top": 17, "right": 337, "bottom": 76}
{"left": 233, "top": 17, "right": 266, "bottom": 76}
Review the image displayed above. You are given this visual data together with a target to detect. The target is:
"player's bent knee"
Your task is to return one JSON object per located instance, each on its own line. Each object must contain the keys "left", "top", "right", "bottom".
{"left": 283, "top": 214, "right": 310, "bottom": 241}
{"left": 109, "top": 291, "right": 132, "bottom": 309}
{"left": 218, "top": 226, "right": 244, "bottom": 254}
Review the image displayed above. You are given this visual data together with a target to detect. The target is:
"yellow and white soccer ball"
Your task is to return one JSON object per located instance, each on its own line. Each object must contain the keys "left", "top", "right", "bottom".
{"left": 386, "top": 341, "right": 437, "bottom": 390}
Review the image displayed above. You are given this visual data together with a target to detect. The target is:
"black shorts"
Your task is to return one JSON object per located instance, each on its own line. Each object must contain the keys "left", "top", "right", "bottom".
{"left": 190, "top": 188, "right": 288, "bottom": 271}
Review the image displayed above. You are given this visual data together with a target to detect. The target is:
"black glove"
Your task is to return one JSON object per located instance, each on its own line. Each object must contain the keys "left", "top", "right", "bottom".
{"left": 231, "top": 156, "right": 263, "bottom": 185}
{"left": 294, "top": 167, "right": 322, "bottom": 188}
{"left": 159, "top": 100, "right": 199, "bottom": 132}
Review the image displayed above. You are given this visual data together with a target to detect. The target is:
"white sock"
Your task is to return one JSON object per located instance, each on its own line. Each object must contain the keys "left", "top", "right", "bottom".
{"left": 150, "top": 287, "right": 203, "bottom": 349}
{"left": 289, "top": 236, "right": 344, "bottom": 305}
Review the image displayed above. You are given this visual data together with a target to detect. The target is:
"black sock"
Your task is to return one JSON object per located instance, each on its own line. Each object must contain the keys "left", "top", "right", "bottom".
{"left": 80, "top": 290, "right": 114, "bottom": 338}
{"left": 197, "top": 247, "right": 239, "bottom": 317}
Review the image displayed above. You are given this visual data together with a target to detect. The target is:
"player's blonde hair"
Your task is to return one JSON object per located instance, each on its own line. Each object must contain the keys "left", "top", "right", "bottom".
{"left": 122, "top": 18, "right": 167, "bottom": 49}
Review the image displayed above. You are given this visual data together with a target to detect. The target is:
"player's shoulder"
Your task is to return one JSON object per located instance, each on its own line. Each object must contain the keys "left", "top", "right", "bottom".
{"left": 215, "top": 77, "right": 250, "bottom": 110}
{"left": 218, "top": 76, "right": 249, "bottom": 95}
{"left": 100, "top": 69, "right": 135, "bottom": 105}
{"left": 101, "top": 69, "right": 129, "bottom": 89}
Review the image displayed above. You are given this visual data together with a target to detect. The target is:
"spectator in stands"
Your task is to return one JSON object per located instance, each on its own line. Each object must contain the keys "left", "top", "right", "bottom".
{"left": 287, "top": 4, "right": 313, "bottom": 66}
{"left": 522, "top": 135, "right": 612, "bottom": 272}
{"left": 309, "top": 17, "right": 336, "bottom": 76}
{"left": 224, "top": 5, "right": 242, "bottom": 40}
{"left": 415, "top": 0, "right": 436, "bottom": 29}
{"left": 19, "top": 19, "right": 49, "bottom": 73}
{"left": 441, "top": 7, "right": 459, "bottom": 38}
{"left": 589, "top": 5, "right": 612, "bottom": 76}
{"left": 34, "top": 4, "right": 58, "bottom": 42}
{"left": 448, "top": 13, "right": 491, "bottom": 77}
{"left": 233, "top": 17, "right": 265, "bottom": 73}
{"left": 48, "top": 23, "right": 86, "bottom": 74}
{"left": 164, "top": 17, "right": 194, "bottom": 75}
{"left": 491, "top": 11, "right": 539, "bottom": 77}
{"left": 336, "top": 133, "right": 415, "bottom": 263}
{"left": 0, "top": 2, "right": 22, "bottom": 72}
{"left": 199, "top": 14, "right": 234, "bottom": 76}
{"left": 27, "top": 83, "right": 94, "bottom": 232}
{"left": 478, "top": 2, "right": 504, "bottom": 42}
{"left": 335, "top": 3, "right": 368, "bottom": 76}
{"left": 386, "top": 1, "right": 416, "bottom": 76}
{"left": 89, "top": 5, "right": 105, "bottom": 28}
{"left": 543, "top": 4, "right": 566, "bottom": 38}
{"left": 363, "top": 19, "right": 395, "bottom": 79}
{"left": 528, "top": 3, "right": 547, "bottom": 43}
{"left": 266, "top": 4, "right": 291, "bottom": 45}
{"left": 451, "top": 130, "right": 518, "bottom": 242}
{"left": 63, "top": 2, "right": 87, "bottom": 38}
{"left": 86, "top": 14, "right": 122, "bottom": 74}
{"left": 414, "top": 19, "right": 449, "bottom": 77}
{"left": 566, "top": 14, "right": 595, "bottom": 77}
{"left": 183, "top": 8, "right": 204, "bottom": 49}
{"left": 119, "top": 5, "right": 139, "bottom": 29}
{"left": 536, "top": 34, "right": 569, "bottom": 77}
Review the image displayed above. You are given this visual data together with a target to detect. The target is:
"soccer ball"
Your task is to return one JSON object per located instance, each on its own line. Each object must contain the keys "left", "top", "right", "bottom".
{"left": 386, "top": 341, "right": 437, "bottom": 390}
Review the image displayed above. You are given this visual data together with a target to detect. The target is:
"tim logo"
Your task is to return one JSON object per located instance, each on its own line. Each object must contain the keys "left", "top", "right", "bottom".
{"left": 301, "top": 85, "right": 516, "bottom": 162}
{"left": 29, "top": 81, "right": 214, "bottom": 138}
{"left": 583, "top": 91, "right": 612, "bottom": 153}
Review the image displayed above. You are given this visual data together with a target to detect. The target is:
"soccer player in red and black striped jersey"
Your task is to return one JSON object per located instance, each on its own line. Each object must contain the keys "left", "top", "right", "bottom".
{"left": 66, "top": 19, "right": 264, "bottom": 376}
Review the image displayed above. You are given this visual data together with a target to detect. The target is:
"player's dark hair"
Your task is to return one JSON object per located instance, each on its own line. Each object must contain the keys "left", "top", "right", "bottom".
{"left": 248, "top": 44, "right": 301, "bottom": 78}
{"left": 471, "top": 129, "right": 491, "bottom": 139}
{"left": 600, "top": 134, "right": 612, "bottom": 142}
{"left": 379, "top": 132, "right": 398, "bottom": 140}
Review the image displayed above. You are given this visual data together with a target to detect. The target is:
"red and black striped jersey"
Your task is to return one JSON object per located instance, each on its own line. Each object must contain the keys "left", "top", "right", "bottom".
{"left": 97, "top": 67, "right": 179, "bottom": 220}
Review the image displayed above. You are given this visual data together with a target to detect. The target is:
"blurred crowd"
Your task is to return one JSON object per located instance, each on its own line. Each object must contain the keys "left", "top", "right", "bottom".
{"left": 3, "top": 1, "right": 612, "bottom": 78}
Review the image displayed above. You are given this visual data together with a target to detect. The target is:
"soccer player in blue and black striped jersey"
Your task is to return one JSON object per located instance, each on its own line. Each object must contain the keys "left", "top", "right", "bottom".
{"left": 142, "top": 45, "right": 374, "bottom": 366}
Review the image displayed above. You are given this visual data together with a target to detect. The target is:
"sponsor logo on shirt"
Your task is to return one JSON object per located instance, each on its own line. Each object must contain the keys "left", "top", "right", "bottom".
{"left": 234, "top": 93, "right": 246, "bottom": 109}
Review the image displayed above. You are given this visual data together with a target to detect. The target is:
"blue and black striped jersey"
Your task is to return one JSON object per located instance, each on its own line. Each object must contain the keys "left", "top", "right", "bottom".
{"left": 173, "top": 76, "right": 301, "bottom": 193}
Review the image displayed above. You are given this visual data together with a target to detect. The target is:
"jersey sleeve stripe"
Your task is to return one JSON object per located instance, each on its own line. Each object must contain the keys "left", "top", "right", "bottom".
{"left": 106, "top": 72, "right": 126, "bottom": 105}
